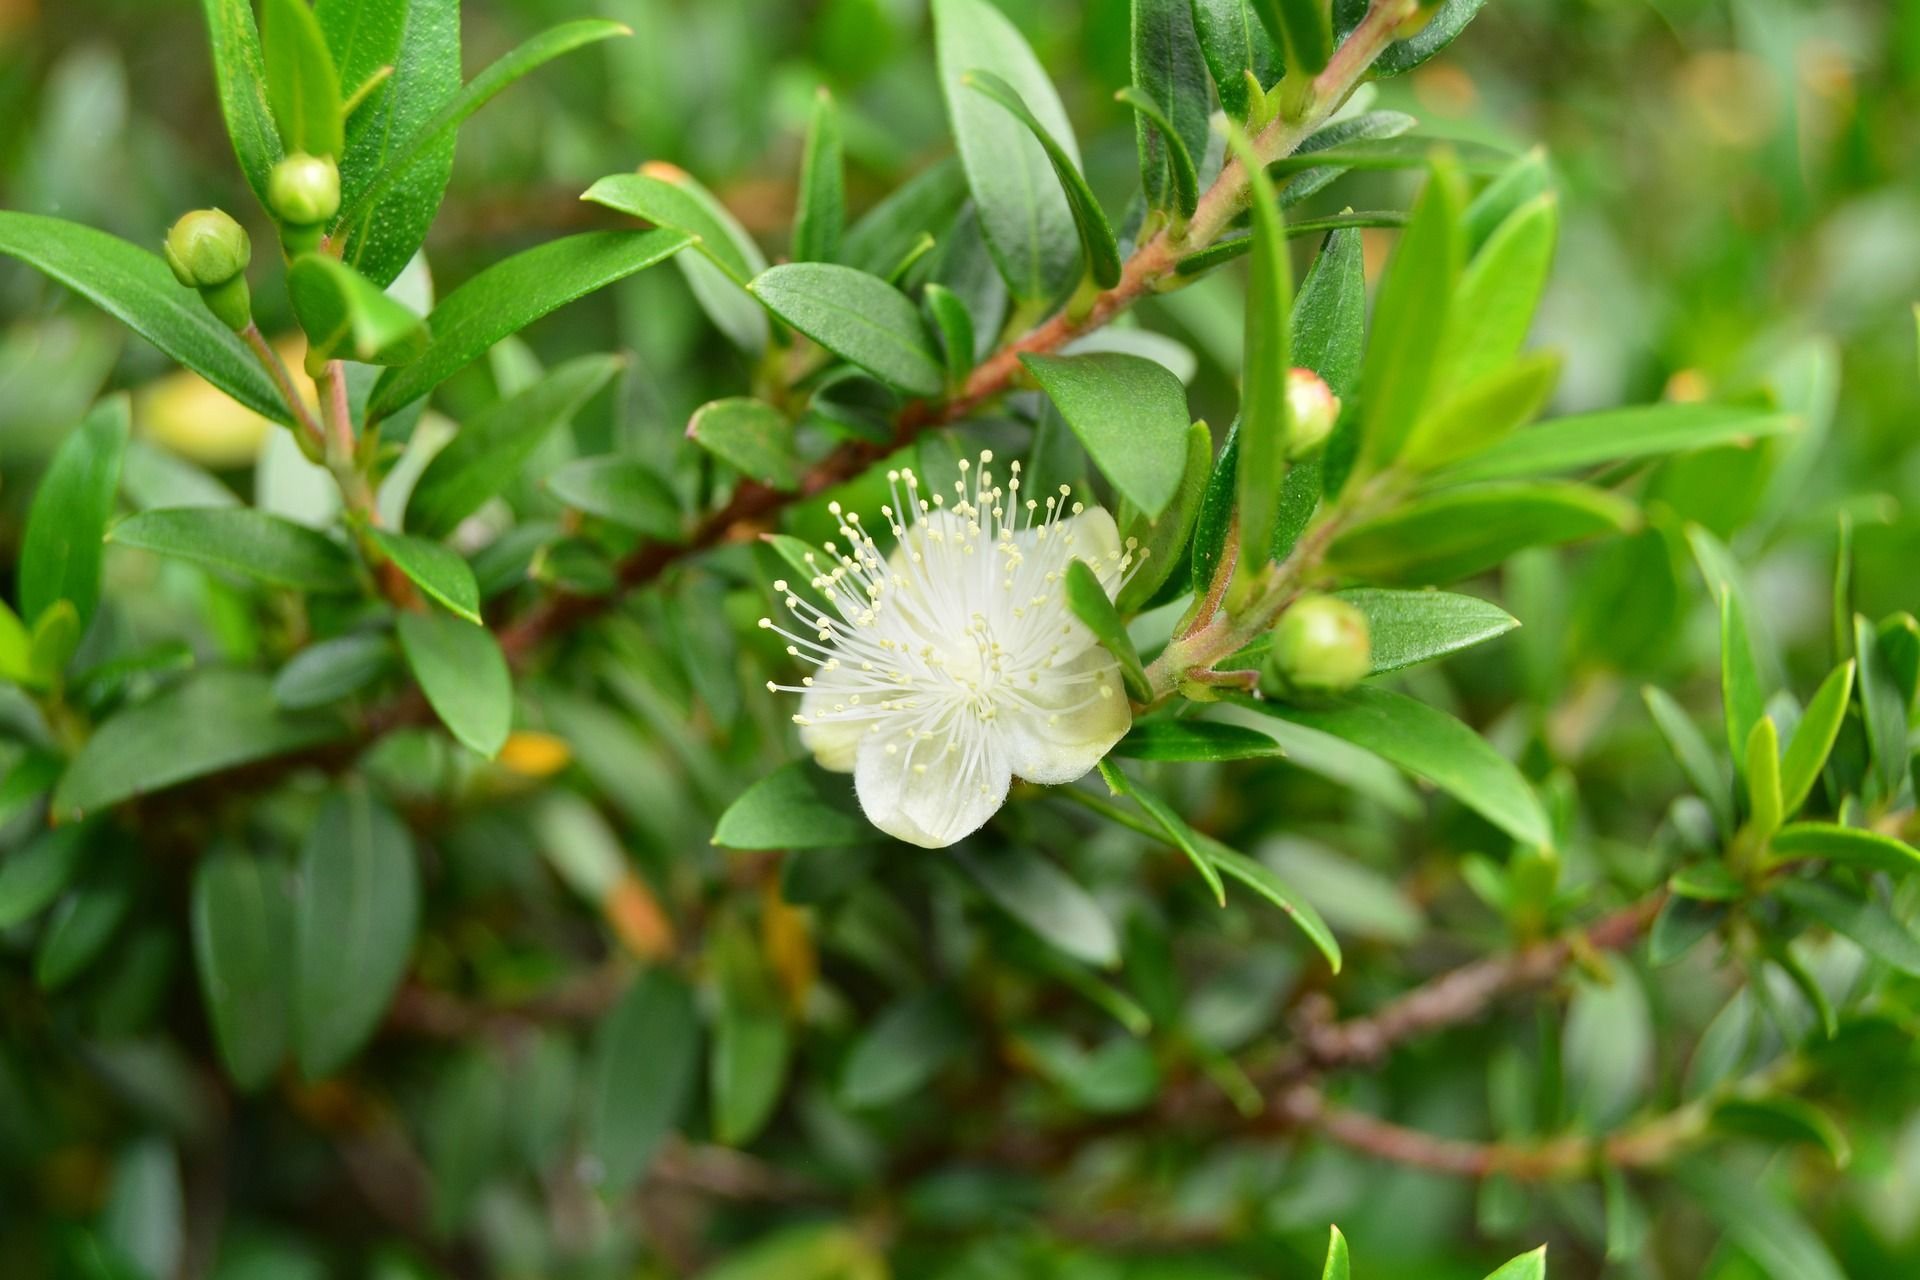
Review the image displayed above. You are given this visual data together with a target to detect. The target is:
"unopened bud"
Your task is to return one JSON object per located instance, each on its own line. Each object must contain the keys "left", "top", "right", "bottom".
{"left": 1263, "top": 593, "right": 1370, "bottom": 697}
{"left": 1286, "top": 368, "right": 1340, "bottom": 459}
{"left": 268, "top": 153, "right": 341, "bottom": 228}
{"left": 163, "top": 209, "right": 252, "bottom": 331}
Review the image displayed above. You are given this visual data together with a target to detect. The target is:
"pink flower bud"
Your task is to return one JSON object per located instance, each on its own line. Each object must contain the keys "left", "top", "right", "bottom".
{"left": 1286, "top": 367, "right": 1341, "bottom": 459}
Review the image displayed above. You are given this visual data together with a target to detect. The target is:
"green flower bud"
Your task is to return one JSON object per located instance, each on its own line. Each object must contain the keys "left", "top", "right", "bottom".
{"left": 268, "top": 153, "right": 342, "bottom": 228}
{"left": 163, "top": 209, "right": 251, "bottom": 290}
{"left": 1264, "top": 593, "right": 1370, "bottom": 697}
{"left": 1285, "top": 367, "right": 1341, "bottom": 460}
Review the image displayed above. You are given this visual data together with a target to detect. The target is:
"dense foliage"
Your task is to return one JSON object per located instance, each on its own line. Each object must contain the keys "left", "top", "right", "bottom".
{"left": 1, "top": 0, "right": 1916, "bottom": 1277}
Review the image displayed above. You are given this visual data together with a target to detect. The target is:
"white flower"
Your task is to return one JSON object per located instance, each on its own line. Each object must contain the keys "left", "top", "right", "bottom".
{"left": 761, "top": 452, "right": 1137, "bottom": 848}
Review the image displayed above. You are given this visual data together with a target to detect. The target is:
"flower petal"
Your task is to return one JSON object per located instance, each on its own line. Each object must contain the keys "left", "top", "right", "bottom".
{"left": 798, "top": 683, "right": 864, "bottom": 773}
{"left": 1001, "top": 645, "right": 1132, "bottom": 785}
{"left": 853, "top": 723, "right": 1010, "bottom": 848}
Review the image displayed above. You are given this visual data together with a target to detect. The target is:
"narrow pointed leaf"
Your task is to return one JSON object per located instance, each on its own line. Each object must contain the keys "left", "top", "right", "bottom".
{"left": 203, "top": 0, "right": 284, "bottom": 205}
{"left": 396, "top": 608, "right": 511, "bottom": 757}
{"left": 263, "top": 0, "right": 344, "bottom": 157}
{"left": 966, "top": 70, "right": 1121, "bottom": 288}
{"left": 369, "top": 529, "right": 479, "bottom": 623}
{"left": 1097, "top": 760, "right": 1228, "bottom": 905}
{"left": 1234, "top": 134, "right": 1291, "bottom": 566}
{"left": 1124, "top": 0, "right": 1208, "bottom": 215}
{"left": 110, "top": 508, "right": 359, "bottom": 593}
{"left": 1780, "top": 661, "right": 1853, "bottom": 815}
{"left": 1436, "top": 404, "right": 1800, "bottom": 485}
{"left": 792, "top": 88, "right": 844, "bottom": 264}
{"left": 192, "top": 851, "right": 293, "bottom": 1090}
{"left": 21, "top": 396, "right": 130, "bottom": 631}
{"left": 1065, "top": 560, "right": 1148, "bottom": 700}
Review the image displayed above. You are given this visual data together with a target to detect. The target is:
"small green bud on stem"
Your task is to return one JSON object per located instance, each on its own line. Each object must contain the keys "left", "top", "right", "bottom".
{"left": 1263, "top": 593, "right": 1370, "bottom": 697}
{"left": 163, "top": 208, "right": 253, "bottom": 331}
{"left": 1285, "top": 367, "right": 1341, "bottom": 459}
{"left": 268, "top": 153, "right": 341, "bottom": 254}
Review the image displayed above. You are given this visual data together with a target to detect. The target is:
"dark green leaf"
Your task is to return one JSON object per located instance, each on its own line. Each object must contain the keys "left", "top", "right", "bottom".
{"left": 714, "top": 760, "right": 870, "bottom": 850}
{"left": 688, "top": 398, "right": 801, "bottom": 490}
{"left": 923, "top": 282, "right": 977, "bottom": 389}
{"left": 368, "top": 228, "right": 690, "bottom": 417}
{"left": 37, "top": 872, "right": 135, "bottom": 990}
{"left": 1113, "top": 718, "right": 1286, "bottom": 761}
{"left": 1712, "top": 1096, "right": 1850, "bottom": 1167}
{"left": 203, "top": 0, "right": 285, "bottom": 207}
{"left": 1642, "top": 685, "right": 1733, "bottom": 834}
{"left": 1233, "top": 686, "right": 1552, "bottom": 846}
{"left": 1190, "top": 0, "right": 1279, "bottom": 119}
{"left": 545, "top": 457, "right": 684, "bottom": 543}
{"left": 1097, "top": 760, "right": 1228, "bottom": 905}
{"left": 967, "top": 70, "right": 1122, "bottom": 288}
{"left": 395, "top": 608, "right": 511, "bottom": 758}
{"left": 1190, "top": 425, "right": 1238, "bottom": 594}
{"left": 1129, "top": 0, "right": 1209, "bottom": 214}
{"left": 1436, "top": 404, "right": 1800, "bottom": 486}
{"left": 294, "top": 783, "right": 419, "bottom": 1077}
{"left": 1775, "top": 877, "right": 1920, "bottom": 976}
{"left": 957, "top": 845, "right": 1119, "bottom": 968}
{"left": 1204, "top": 837, "right": 1340, "bottom": 969}
{"left": 191, "top": 851, "right": 292, "bottom": 1090}
{"left": 1280, "top": 110, "right": 1418, "bottom": 208}
{"left": 1671, "top": 1158, "right": 1846, "bottom": 1280}
{"left": 712, "top": 1007, "right": 790, "bottom": 1147}
{"left": 1115, "top": 420, "right": 1210, "bottom": 612}
{"left": 1252, "top": 0, "right": 1330, "bottom": 72}
{"left": 1857, "top": 612, "right": 1909, "bottom": 801}
{"left": 841, "top": 990, "right": 969, "bottom": 1107}
{"left": 1235, "top": 135, "right": 1292, "bottom": 568}
{"left": 748, "top": 263, "right": 945, "bottom": 397}
{"left": 53, "top": 671, "right": 348, "bottom": 821}
{"left": 287, "top": 254, "right": 428, "bottom": 366}
{"left": 406, "top": 353, "right": 622, "bottom": 538}
{"left": 109, "top": 508, "right": 358, "bottom": 594}
{"left": 20, "top": 396, "right": 129, "bottom": 631}
{"left": 792, "top": 88, "right": 844, "bottom": 264}
{"left": 368, "top": 529, "right": 478, "bottom": 622}
{"left": 0, "top": 826, "right": 91, "bottom": 929}
{"left": 586, "top": 969, "right": 700, "bottom": 1191}
{"left": 1022, "top": 352, "right": 1191, "bottom": 519}
{"left": 272, "top": 633, "right": 395, "bottom": 709}
{"left": 1063, "top": 558, "right": 1149, "bottom": 700}
{"left": 1768, "top": 822, "right": 1920, "bottom": 877}
{"left": 1333, "top": 0, "right": 1490, "bottom": 77}
{"left": 934, "top": 0, "right": 1081, "bottom": 301}
{"left": 1329, "top": 482, "right": 1637, "bottom": 585}
{"left": 262, "top": 0, "right": 343, "bottom": 157}
{"left": 1173, "top": 211, "right": 1408, "bottom": 277}
{"left": 1270, "top": 135, "right": 1510, "bottom": 179}
{"left": 1344, "top": 588, "right": 1520, "bottom": 674}
{"left": 1292, "top": 226, "right": 1366, "bottom": 396}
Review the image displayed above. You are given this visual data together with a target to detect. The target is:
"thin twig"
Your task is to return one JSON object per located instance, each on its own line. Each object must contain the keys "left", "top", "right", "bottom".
{"left": 241, "top": 323, "right": 325, "bottom": 454}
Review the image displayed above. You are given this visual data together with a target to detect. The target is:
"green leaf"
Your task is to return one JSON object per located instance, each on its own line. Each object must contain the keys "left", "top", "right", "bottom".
{"left": 406, "top": 353, "right": 622, "bottom": 538}
{"left": 1112, "top": 719, "right": 1286, "bottom": 761}
{"left": 1355, "top": 159, "right": 1465, "bottom": 476}
{"left": 1063, "top": 559, "right": 1148, "bottom": 699}
{"left": 286, "top": 254, "right": 427, "bottom": 366}
{"left": 1234, "top": 686, "right": 1552, "bottom": 846}
{"left": 1280, "top": 110, "right": 1419, "bottom": 207}
{"left": 203, "top": 0, "right": 285, "bottom": 207}
{"left": 688, "top": 398, "right": 801, "bottom": 491}
{"left": 0, "top": 214, "right": 286, "bottom": 423}
{"left": 841, "top": 991, "right": 970, "bottom": 1107}
{"left": 1190, "top": 0, "right": 1280, "bottom": 119}
{"left": 332, "top": 19, "right": 630, "bottom": 238}
{"left": 1333, "top": 0, "right": 1490, "bottom": 77}
{"left": 1115, "top": 421, "right": 1210, "bottom": 612}
{"left": 99, "top": 1138, "right": 185, "bottom": 1280}
{"left": 1719, "top": 590, "right": 1766, "bottom": 779}
{"left": 714, "top": 760, "right": 870, "bottom": 850}
{"left": 1253, "top": 0, "right": 1331, "bottom": 72}
{"left": 1329, "top": 482, "right": 1636, "bottom": 585}
{"left": 934, "top": 0, "right": 1082, "bottom": 302}
{"left": 20, "top": 396, "right": 129, "bottom": 631}
{"left": 792, "top": 88, "right": 844, "bottom": 264}
{"left": 1321, "top": 1225, "right": 1351, "bottom": 1280}
{"left": 1482, "top": 1247, "right": 1547, "bottom": 1280}
{"left": 1022, "top": 352, "right": 1191, "bottom": 519}
{"left": 368, "top": 228, "right": 690, "bottom": 418}
{"left": 191, "top": 851, "right": 292, "bottom": 1090}
{"left": 1204, "top": 837, "right": 1340, "bottom": 970}
{"left": 272, "top": 632, "right": 396, "bottom": 709}
{"left": 586, "top": 969, "right": 701, "bottom": 1192}
{"left": 712, "top": 1006, "right": 790, "bottom": 1148}
{"left": 1768, "top": 822, "right": 1920, "bottom": 877}
{"left": 967, "top": 70, "right": 1122, "bottom": 288}
{"left": 367, "top": 529, "right": 478, "bottom": 623}
{"left": 1671, "top": 1158, "right": 1846, "bottom": 1280}
{"left": 36, "top": 872, "right": 135, "bottom": 990}
{"left": 1127, "top": 0, "right": 1209, "bottom": 214}
{"left": 1226, "top": 588, "right": 1521, "bottom": 677}
{"left": 1097, "top": 760, "right": 1227, "bottom": 905}
{"left": 923, "top": 282, "right": 977, "bottom": 390}
{"left": 294, "top": 783, "right": 419, "bottom": 1077}
{"left": 1235, "top": 134, "right": 1292, "bottom": 568}
{"left": 1774, "top": 878, "right": 1920, "bottom": 977}
{"left": 1712, "top": 1096, "right": 1850, "bottom": 1167}
{"left": 1745, "top": 716, "right": 1783, "bottom": 840}
{"left": 262, "top": 0, "right": 343, "bottom": 157}
{"left": 1403, "top": 353, "right": 1563, "bottom": 471}
{"left": 53, "top": 671, "right": 348, "bottom": 821}
{"left": 1189, "top": 425, "right": 1239, "bottom": 594}
{"left": 29, "top": 602, "right": 82, "bottom": 687}
{"left": 1435, "top": 403, "right": 1800, "bottom": 486}
{"left": 395, "top": 608, "right": 511, "bottom": 758}
{"left": 1856, "top": 612, "right": 1910, "bottom": 800}
{"left": 1671, "top": 860, "right": 1745, "bottom": 901}
{"left": 1174, "top": 212, "right": 1408, "bottom": 277}
{"left": 320, "top": 0, "right": 460, "bottom": 287}
{"left": 843, "top": 157, "right": 967, "bottom": 278}
{"left": 0, "top": 826, "right": 91, "bottom": 929}
{"left": 1440, "top": 193, "right": 1557, "bottom": 390}
{"left": 0, "top": 602, "right": 30, "bottom": 685}
{"left": 1292, "top": 226, "right": 1367, "bottom": 396}
{"left": 109, "top": 508, "right": 358, "bottom": 594}
{"left": 1642, "top": 685, "right": 1733, "bottom": 833}
{"left": 545, "top": 457, "right": 684, "bottom": 543}
{"left": 957, "top": 845, "right": 1119, "bottom": 968}
{"left": 748, "top": 263, "right": 945, "bottom": 397}
{"left": 1780, "top": 661, "right": 1854, "bottom": 816}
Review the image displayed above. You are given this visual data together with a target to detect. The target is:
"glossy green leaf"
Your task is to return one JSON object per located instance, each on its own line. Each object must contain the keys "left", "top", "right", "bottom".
{"left": 191, "top": 851, "right": 292, "bottom": 1090}
{"left": 396, "top": 608, "right": 510, "bottom": 757}
{"left": 368, "top": 529, "right": 479, "bottom": 623}
{"left": 1436, "top": 403, "right": 1800, "bottom": 486}
{"left": 20, "top": 396, "right": 129, "bottom": 631}
{"left": 368, "top": 228, "right": 690, "bottom": 417}
{"left": 1329, "top": 482, "right": 1636, "bottom": 585}
{"left": 0, "top": 826, "right": 91, "bottom": 929}
{"left": 262, "top": 0, "right": 343, "bottom": 157}
{"left": 203, "top": 0, "right": 284, "bottom": 206}
{"left": 286, "top": 254, "right": 427, "bottom": 366}
{"left": 1440, "top": 193, "right": 1557, "bottom": 389}
{"left": 1022, "top": 352, "right": 1191, "bottom": 519}
{"left": 1190, "top": 0, "right": 1279, "bottom": 119}
{"left": 1126, "top": 0, "right": 1208, "bottom": 214}
{"left": 1355, "top": 159, "right": 1465, "bottom": 476}
{"left": 1321, "top": 1225, "right": 1352, "bottom": 1280}
{"left": 967, "top": 69, "right": 1121, "bottom": 288}
{"left": 1097, "top": 760, "right": 1227, "bottom": 905}
{"left": 714, "top": 760, "right": 870, "bottom": 850}
{"left": 1780, "top": 661, "right": 1854, "bottom": 815}
{"left": 319, "top": 0, "right": 461, "bottom": 287}
{"left": 1745, "top": 716, "right": 1782, "bottom": 839}
{"left": 923, "top": 281, "right": 977, "bottom": 389}
{"left": 1333, "top": 0, "right": 1490, "bottom": 77}
{"left": 586, "top": 969, "right": 701, "bottom": 1191}
{"left": 53, "top": 671, "right": 348, "bottom": 821}
{"left": 1279, "top": 110, "right": 1419, "bottom": 208}
{"left": 1253, "top": 0, "right": 1330, "bottom": 72}
{"left": 792, "top": 88, "right": 844, "bottom": 264}
{"left": 1346, "top": 588, "right": 1520, "bottom": 674}
{"left": 1235, "top": 127, "right": 1292, "bottom": 570}
{"left": 294, "top": 783, "right": 419, "bottom": 1077}
{"left": 1234, "top": 687, "right": 1552, "bottom": 846}
{"left": 1482, "top": 1247, "right": 1547, "bottom": 1280}
{"left": 1174, "top": 212, "right": 1408, "bottom": 277}
{"left": 1270, "top": 135, "right": 1510, "bottom": 180}
{"left": 688, "top": 397, "right": 801, "bottom": 490}
{"left": 545, "top": 457, "right": 684, "bottom": 543}
{"left": 748, "top": 262, "right": 945, "bottom": 397}
{"left": 1205, "top": 837, "right": 1340, "bottom": 969}
{"left": 406, "top": 353, "right": 622, "bottom": 538}
{"left": 272, "top": 633, "right": 395, "bottom": 709}
{"left": 109, "top": 508, "right": 358, "bottom": 594}
{"left": 1768, "top": 822, "right": 1920, "bottom": 876}
{"left": 1292, "top": 226, "right": 1366, "bottom": 396}
{"left": 957, "top": 845, "right": 1119, "bottom": 968}
{"left": 1189, "top": 424, "right": 1239, "bottom": 594}
{"left": 1112, "top": 719, "right": 1287, "bottom": 761}
{"left": 1719, "top": 591, "right": 1765, "bottom": 777}
{"left": 332, "top": 19, "right": 630, "bottom": 238}
{"left": 934, "top": 0, "right": 1081, "bottom": 302}
{"left": 1775, "top": 877, "right": 1920, "bottom": 976}
{"left": 1115, "top": 420, "right": 1210, "bottom": 612}
{"left": 1062, "top": 560, "right": 1148, "bottom": 701}
{"left": 1404, "top": 352, "right": 1562, "bottom": 471}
